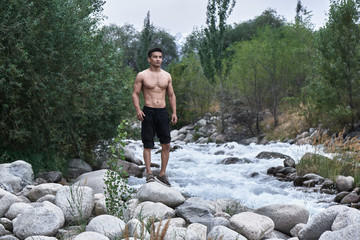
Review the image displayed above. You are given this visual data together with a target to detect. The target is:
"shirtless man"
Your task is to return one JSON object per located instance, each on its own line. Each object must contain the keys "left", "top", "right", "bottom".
{"left": 132, "top": 48, "right": 177, "bottom": 187}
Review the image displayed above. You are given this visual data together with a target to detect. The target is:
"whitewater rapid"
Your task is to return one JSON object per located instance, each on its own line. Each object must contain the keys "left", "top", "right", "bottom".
{"left": 126, "top": 140, "right": 334, "bottom": 216}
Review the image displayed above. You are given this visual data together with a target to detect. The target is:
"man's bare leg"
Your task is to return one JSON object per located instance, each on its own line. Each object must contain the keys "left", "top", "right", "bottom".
{"left": 143, "top": 148, "right": 152, "bottom": 174}
{"left": 159, "top": 143, "right": 170, "bottom": 177}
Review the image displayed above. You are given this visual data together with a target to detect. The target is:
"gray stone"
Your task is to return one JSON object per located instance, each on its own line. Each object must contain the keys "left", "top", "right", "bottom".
{"left": 0, "top": 160, "right": 34, "bottom": 193}
{"left": 13, "top": 201, "right": 65, "bottom": 239}
{"left": 161, "top": 226, "right": 200, "bottom": 240}
{"left": 127, "top": 219, "right": 149, "bottom": 239}
{"left": 94, "top": 193, "right": 107, "bottom": 216}
{"left": 36, "top": 171, "right": 62, "bottom": 183}
{"left": 0, "top": 217, "right": 12, "bottom": 232}
{"left": 0, "top": 193, "right": 21, "bottom": 217}
{"left": 332, "top": 207, "right": 360, "bottom": 231}
{"left": 136, "top": 182, "right": 185, "bottom": 208}
{"left": 175, "top": 201, "right": 214, "bottom": 227}
{"left": 185, "top": 197, "right": 219, "bottom": 214}
{"left": 230, "top": 212, "right": 274, "bottom": 240}
{"left": 215, "top": 198, "right": 252, "bottom": 215}
{"left": 340, "top": 192, "right": 360, "bottom": 204}
{"left": 124, "top": 147, "right": 143, "bottom": 165}
{"left": 336, "top": 175, "right": 355, "bottom": 192}
{"left": 36, "top": 194, "right": 56, "bottom": 203}
{"left": 255, "top": 204, "right": 309, "bottom": 235}
{"left": 334, "top": 191, "right": 350, "bottom": 203}
{"left": 24, "top": 236, "right": 57, "bottom": 240}
{"left": 255, "top": 152, "right": 294, "bottom": 162}
{"left": 67, "top": 159, "right": 92, "bottom": 180}
{"left": 220, "top": 157, "right": 252, "bottom": 165}
{"left": 277, "top": 167, "right": 296, "bottom": 175}
{"left": 298, "top": 205, "right": 349, "bottom": 240}
{"left": 74, "top": 231, "right": 110, "bottom": 240}
{"left": 284, "top": 158, "right": 296, "bottom": 168}
{"left": 27, "top": 183, "right": 63, "bottom": 202}
{"left": 0, "top": 235, "right": 19, "bottom": 240}
{"left": 73, "top": 169, "right": 109, "bottom": 194}
{"left": 209, "top": 217, "right": 230, "bottom": 232}
{"left": 86, "top": 215, "right": 126, "bottom": 240}
{"left": 5, "top": 202, "right": 34, "bottom": 220}
{"left": 319, "top": 223, "right": 360, "bottom": 240}
{"left": 55, "top": 186, "right": 94, "bottom": 224}
{"left": 133, "top": 201, "right": 175, "bottom": 222}
{"left": 187, "top": 223, "right": 207, "bottom": 240}
{"left": 207, "top": 225, "right": 247, "bottom": 240}
{"left": 290, "top": 223, "right": 306, "bottom": 237}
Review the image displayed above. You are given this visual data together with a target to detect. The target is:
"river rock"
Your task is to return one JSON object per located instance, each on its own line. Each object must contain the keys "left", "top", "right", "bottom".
{"left": 37, "top": 194, "right": 56, "bottom": 203}
{"left": 220, "top": 157, "right": 252, "bottom": 165}
{"left": 1, "top": 218, "right": 12, "bottom": 232}
{"left": 277, "top": 167, "right": 296, "bottom": 175}
{"left": 0, "top": 160, "right": 34, "bottom": 193}
{"left": 94, "top": 193, "right": 107, "bottom": 216}
{"left": 255, "top": 204, "right": 309, "bottom": 235}
{"left": 185, "top": 197, "right": 219, "bottom": 214}
{"left": 124, "top": 147, "right": 143, "bottom": 165}
{"left": 24, "top": 237, "right": 57, "bottom": 240}
{"left": 319, "top": 223, "right": 360, "bottom": 240}
{"left": 187, "top": 223, "right": 207, "bottom": 239}
{"left": 5, "top": 202, "right": 36, "bottom": 220}
{"left": 215, "top": 198, "right": 252, "bottom": 215}
{"left": 0, "top": 193, "right": 21, "bottom": 217}
{"left": 298, "top": 205, "right": 349, "bottom": 240}
{"left": 284, "top": 158, "right": 296, "bottom": 168}
{"left": 161, "top": 225, "right": 199, "bottom": 240}
{"left": 290, "top": 223, "right": 306, "bottom": 237}
{"left": 127, "top": 218, "right": 149, "bottom": 239}
{"left": 0, "top": 235, "right": 19, "bottom": 240}
{"left": 112, "top": 159, "right": 144, "bottom": 178}
{"left": 208, "top": 225, "right": 247, "bottom": 240}
{"left": 133, "top": 201, "right": 175, "bottom": 222}
{"left": 331, "top": 207, "right": 360, "bottom": 231}
{"left": 255, "top": 152, "right": 293, "bottom": 161}
{"left": 230, "top": 212, "right": 274, "bottom": 240}
{"left": 136, "top": 182, "right": 185, "bottom": 208}
{"left": 334, "top": 191, "right": 350, "bottom": 203}
{"left": 86, "top": 215, "right": 126, "bottom": 240}
{"left": 36, "top": 171, "right": 62, "bottom": 183}
{"left": 55, "top": 186, "right": 94, "bottom": 224}
{"left": 27, "top": 183, "right": 63, "bottom": 202}
{"left": 340, "top": 192, "right": 360, "bottom": 204}
{"left": 73, "top": 231, "right": 110, "bottom": 240}
{"left": 67, "top": 159, "right": 92, "bottom": 180}
{"left": 336, "top": 175, "right": 354, "bottom": 192}
{"left": 175, "top": 201, "right": 214, "bottom": 228}
{"left": 73, "top": 169, "right": 108, "bottom": 194}
{"left": 209, "top": 217, "right": 230, "bottom": 231}
{"left": 13, "top": 201, "right": 65, "bottom": 239}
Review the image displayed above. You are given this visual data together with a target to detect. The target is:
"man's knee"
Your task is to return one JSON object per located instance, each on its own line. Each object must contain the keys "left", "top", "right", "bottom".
{"left": 162, "top": 143, "right": 170, "bottom": 151}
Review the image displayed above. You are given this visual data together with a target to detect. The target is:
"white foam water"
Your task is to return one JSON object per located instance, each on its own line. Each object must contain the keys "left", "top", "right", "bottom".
{"left": 126, "top": 140, "right": 334, "bottom": 216}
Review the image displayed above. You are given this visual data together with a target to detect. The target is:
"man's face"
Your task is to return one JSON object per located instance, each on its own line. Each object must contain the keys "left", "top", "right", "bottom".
{"left": 148, "top": 51, "right": 163, "bottom": 67}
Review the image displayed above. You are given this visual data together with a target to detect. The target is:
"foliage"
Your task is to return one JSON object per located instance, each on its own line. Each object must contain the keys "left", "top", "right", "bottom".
{"left": 169, "top": 54, "right": 215, "bottom": 125}
{"left": 136, "top": 11, "right": 154, "bottom": 71}
{"left": 0, "top": 0, "right": 134, "bottom": 166}
{"left": 304, "top": 0, "right": 360, "bottom": 130}
{"left": 103, "top": 120, "right": 134, "bottom": 219}
{"left": 297, "top": 129, "right": 360, "bottom": 185}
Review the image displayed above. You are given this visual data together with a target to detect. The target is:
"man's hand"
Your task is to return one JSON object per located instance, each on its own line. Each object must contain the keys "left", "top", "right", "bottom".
{"left": 136, "top": 110, "right": 145, "bottom": 121}
{"left": 171, "top": 113, "right": 178, "bottom": 125}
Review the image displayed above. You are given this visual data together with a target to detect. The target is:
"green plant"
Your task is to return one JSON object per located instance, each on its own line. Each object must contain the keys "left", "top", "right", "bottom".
{"left": 104, "top": 120, "right": 135, "bottom": 219}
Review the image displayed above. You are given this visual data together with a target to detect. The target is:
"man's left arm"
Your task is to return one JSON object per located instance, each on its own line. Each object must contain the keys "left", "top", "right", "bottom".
{"left": 167, "top": 75, "right": 177, "bottom": 125}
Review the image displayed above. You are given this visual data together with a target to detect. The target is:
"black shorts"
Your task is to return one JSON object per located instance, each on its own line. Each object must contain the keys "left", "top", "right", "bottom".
{"left": 141, "top": 106, "right": 171, "bottom": 148}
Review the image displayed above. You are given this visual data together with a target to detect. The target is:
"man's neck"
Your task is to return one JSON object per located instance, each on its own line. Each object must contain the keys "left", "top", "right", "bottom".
{"left": 149, "top": 66, "right": 161, "bottom": 72}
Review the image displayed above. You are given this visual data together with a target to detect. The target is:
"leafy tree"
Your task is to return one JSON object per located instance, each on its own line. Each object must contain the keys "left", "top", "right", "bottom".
{"left": 306, "top": 0, "right": 360, "bottom": 130}
{"left": 136, "top": 11, "right": 153, "bottom": 71}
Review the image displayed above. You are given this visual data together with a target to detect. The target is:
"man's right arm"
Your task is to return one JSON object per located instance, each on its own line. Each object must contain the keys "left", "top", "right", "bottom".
{"left": 132, "top": 73, "right": 145, "bottom": 121}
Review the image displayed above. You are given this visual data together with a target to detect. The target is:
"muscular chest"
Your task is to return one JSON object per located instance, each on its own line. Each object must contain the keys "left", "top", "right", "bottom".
{"left": 143, "top": 76, "right": 168, "bottom": 90}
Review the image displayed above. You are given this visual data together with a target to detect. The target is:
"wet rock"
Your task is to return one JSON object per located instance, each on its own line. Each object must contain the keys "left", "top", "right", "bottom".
{"left": 340, "top": 192, "right": 360, "bottom": 204}
{"left": 255, "top": 152, "right": 294, "bottom": 162}
{"left": 334, "top": 191, "right": 350, "bottom": 203}
{"left": 277, "top": 167, "right": 296, "bottom": 175}
{"left": 220, "top": 157, "right": 252, "bottom": 165}
{"left": 284, "top": 158, "right": 296, "bottom": 168}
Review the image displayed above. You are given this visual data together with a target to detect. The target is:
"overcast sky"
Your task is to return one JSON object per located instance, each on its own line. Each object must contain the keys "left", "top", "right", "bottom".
{"left": 102, "top": 0, "right": 330, "bottom": 37}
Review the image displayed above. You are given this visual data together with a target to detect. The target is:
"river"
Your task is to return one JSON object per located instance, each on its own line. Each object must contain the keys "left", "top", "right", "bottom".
{"left": 126, "top": 140, "right": 334, "bottom": 216}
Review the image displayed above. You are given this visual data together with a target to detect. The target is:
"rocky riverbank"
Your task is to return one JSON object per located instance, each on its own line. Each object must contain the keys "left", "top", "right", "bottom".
{"left": 1, "top": 160, "right": 360, "bottom": 240}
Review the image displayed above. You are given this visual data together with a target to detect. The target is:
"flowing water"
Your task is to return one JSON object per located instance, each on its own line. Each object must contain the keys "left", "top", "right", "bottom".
{"left": 126, "top": 140, "right": 334, "bottom": 216}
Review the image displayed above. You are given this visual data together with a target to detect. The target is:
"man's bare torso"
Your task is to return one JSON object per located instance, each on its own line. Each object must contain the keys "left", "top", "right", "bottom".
{"left": 140, "top": 69, "right": 171, "bottom": 108}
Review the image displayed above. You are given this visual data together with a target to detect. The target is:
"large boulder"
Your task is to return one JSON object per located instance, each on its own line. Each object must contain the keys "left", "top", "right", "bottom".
{"left": 136, "top": 182, "right": 185, "bottom": 208}
{"left": 298, "top": 205, "right": 349, "bottom": 240}
{"left": 5, "top": 202, "right": 39, "bottom": 220}
{"left": 255, "top": 204, "right": 309, "bottom": 235}
{"left": 124, "top": 147, "right": 143, "bottom": 166}
{"left": 319, "top": 223, "right": 360, "bottom": 240}
{"left": 73, "top": 169, "right": 108, "bottom": 194}
{"left": 207, "top": 225, "right": 247, "bottom": 240}
{"left": 255, "top": 152, "right": 294, "bottom": 161}
{"left": 86, "top": 215, "right": 126, "bottom": 240}
{"left": 0, "top": 160, "right": 34, "bottom": 193}
{"left": 335, "top": 175, "right": 355, "bottom": 192}
{"left": 73, "top": 231, "right": 110, "bottom": 240}
{"left": 67, "top": 159, "right": 92, "bottom": 180}
{"left": 133, "top": 201, "right": 175, "bottom": 222}
{"left": 27, "top": 183, "right": 63, "bottom": 202}
{"left": 36, "top": 171, "right": 62, "bottom": 183}
{"left": 175, "top": 201, "right": 214, "bottom": 228}
{"left": 331, "top": 207, "right": 360, "bottom": 231}
{"left": 230, "top": 212, "right": 274, "bottom": 240}
{"left": 13, "top": 201, "right": 65, "bottom": 239}
{"left": 55, "top": 186, "right": 94, "bottom": 224}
